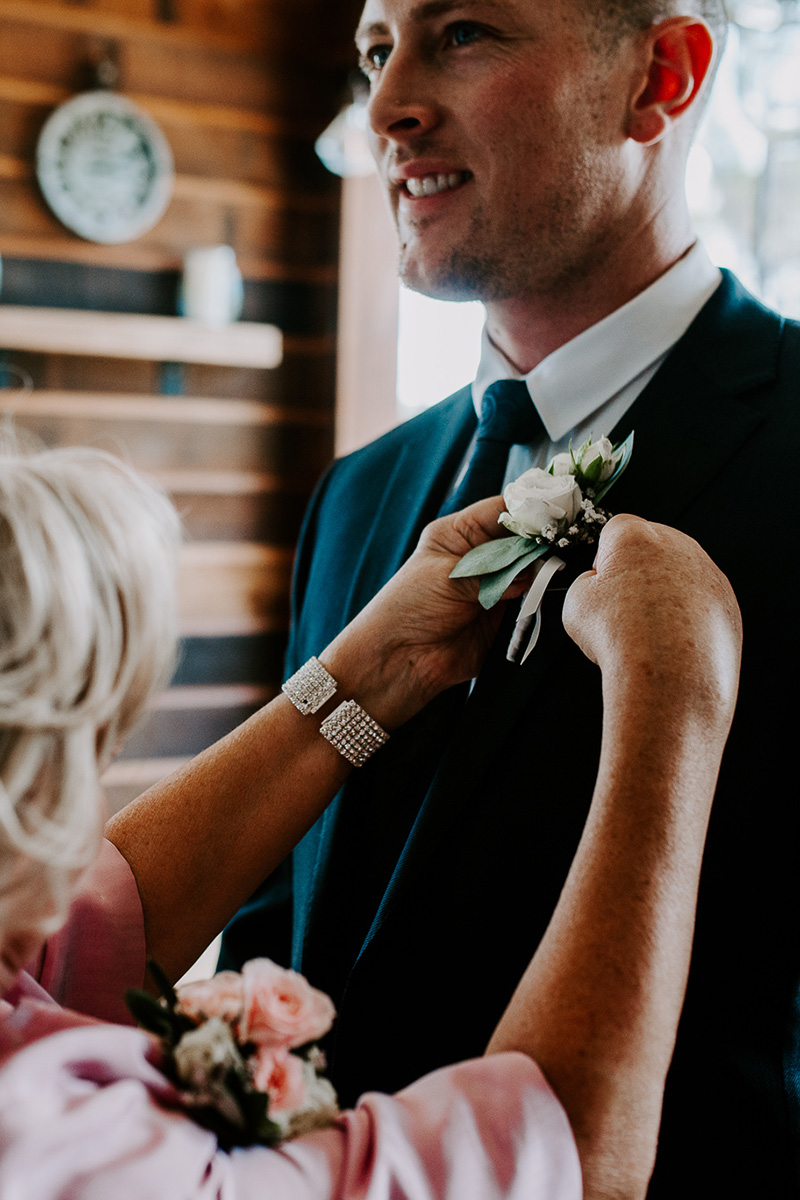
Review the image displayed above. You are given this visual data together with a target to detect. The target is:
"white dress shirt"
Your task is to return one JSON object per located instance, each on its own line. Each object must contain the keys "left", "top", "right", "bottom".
{"left": 462, "top": 241, "right": 722, "bottom": 490}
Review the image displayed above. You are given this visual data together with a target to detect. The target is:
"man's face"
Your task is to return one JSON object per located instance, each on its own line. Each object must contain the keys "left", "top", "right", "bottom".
{"left": 355, "top": 0, "right": 638, "bottom": 305}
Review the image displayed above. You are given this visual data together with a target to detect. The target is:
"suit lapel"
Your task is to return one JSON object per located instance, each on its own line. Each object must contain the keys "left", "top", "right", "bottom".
{"left": 341, "top": 388, "right": 476, "bottom": 624}
{"left": 356, "top": 594, "right": 576, "bottom": 957}
{"left": 355, "top": 271, "right": 784, "bottom": 951}
{"left": 294, "top": 388, "right": 476, "bottom": 960}
{"left": 607, "top": 270, "right": 780, "bottom": 522}
{"left": 605, "top": 358, "right": 765, "bottom": 525}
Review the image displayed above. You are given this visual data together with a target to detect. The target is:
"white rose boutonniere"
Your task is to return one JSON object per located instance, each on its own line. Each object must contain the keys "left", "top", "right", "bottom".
{"left": 498, "top": 468, "right": 583, "bottom": 540}
{"left": 450, "top": 431, "right": 633, "bottom": 660}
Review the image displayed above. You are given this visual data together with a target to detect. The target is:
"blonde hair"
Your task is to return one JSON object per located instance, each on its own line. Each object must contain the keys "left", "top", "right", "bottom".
{"left": 0, "top": 433, "right": 180, "bottom": 926}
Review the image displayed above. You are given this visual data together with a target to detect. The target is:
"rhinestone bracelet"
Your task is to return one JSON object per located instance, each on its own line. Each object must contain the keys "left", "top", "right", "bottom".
{"left": 319, "top": 699, "right": 389, "bottom": 768}
{"left": 281, "top": 656, "right": 337, "bottom": 715}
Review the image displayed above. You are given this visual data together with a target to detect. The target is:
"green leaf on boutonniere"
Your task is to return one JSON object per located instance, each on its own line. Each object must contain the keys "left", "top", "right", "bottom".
{"left": 449, "top": 534, "right": 533, "bottom": 578}
{"left": 594, "top": 430, "right": 634, "bottom": 503}
{"left": 478, "top": 542, "right": 551, "bottom": 609}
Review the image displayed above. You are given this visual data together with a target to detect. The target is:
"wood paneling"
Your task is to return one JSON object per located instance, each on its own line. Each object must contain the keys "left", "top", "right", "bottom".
{"left": 0, "top": 307, "right": 283, "bottom": 367}
{"left": 2, "top": 344, "right": 337, "bottom": 407}
{"left": 0, "top": 391, "right": 332, "bottom": 481}
{"left": 178, "top": 541, "right": 293, "bottom": 635}
{"left": 0, "top": 3, "right": 354, "bottom": 102}
{"left": 0, "top": 173, "right": 338, "bottom": 269}
{"left": 0, "top": 0, "right": 354, "bottom": 781}
{"left": 119, "top": 684, "right": 274, "bottom": 762}
{"left": 173, "top": 632, "right": 288, "bottom": 685}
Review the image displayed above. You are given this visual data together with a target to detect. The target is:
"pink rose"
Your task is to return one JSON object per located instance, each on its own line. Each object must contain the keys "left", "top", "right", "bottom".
{"left": 250, "top": 1046, "right": 307, "bottom": 1113}
{"left": 240, "top": 958, "right": 335, "bottom": 1049}
{"left": 176, "top": 971, "right": 244, "bottom": 1025}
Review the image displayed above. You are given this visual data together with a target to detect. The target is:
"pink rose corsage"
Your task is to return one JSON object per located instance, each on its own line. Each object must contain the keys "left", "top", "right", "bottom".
{"left": 126, "top": 958, "right": 339, "bottom": 1148}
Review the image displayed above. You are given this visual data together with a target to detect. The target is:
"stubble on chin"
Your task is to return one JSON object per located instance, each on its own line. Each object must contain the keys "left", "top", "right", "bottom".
{"left": 396, "top": 207, "right": 514, "bottom": 303}
{"left": 396, "top": 184, "right": 604, "bottom": 307}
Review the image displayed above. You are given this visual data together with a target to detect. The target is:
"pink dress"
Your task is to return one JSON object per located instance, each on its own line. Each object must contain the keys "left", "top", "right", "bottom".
{"left": 0, "top": 843, "right": 582, "bottom": 1199}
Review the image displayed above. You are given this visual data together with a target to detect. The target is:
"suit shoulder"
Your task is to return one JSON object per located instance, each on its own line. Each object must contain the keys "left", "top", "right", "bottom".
{"left": 682, "top": 272, "right": 800, "bottom": 410}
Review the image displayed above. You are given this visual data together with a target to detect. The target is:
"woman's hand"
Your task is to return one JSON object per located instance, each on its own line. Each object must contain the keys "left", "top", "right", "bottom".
{"left": 563, "top": 514, "right": 742, "bottom": 733}
{"left": 322, "top": 496, "right": 527, "bottom": 729}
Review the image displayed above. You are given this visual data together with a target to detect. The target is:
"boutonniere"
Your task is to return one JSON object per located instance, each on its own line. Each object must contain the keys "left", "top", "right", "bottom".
{"left": 126, "top": 958, "right": 339, "bottom": 1150}
{"left": 450, "top": 433, "right": 634, "bottom": 662}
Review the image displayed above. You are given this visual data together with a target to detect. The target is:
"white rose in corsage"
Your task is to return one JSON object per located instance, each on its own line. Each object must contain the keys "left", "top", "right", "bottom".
{"left": 450, "top": 431, "right": 633, "bottom": 660}
{"left": 498, "top": 468, "right": 583, "bottom": 540}
{"left": 126, "top": 958, "right": 339, "bottom": 1150}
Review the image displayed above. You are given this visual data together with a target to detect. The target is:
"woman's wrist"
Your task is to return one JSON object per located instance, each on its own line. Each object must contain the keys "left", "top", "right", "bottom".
{"left": 600, "top": 645, "right": 738, "bottom": 750}
{"left": 598, "top": 667, "right": 734, "bottom": 825}
{"left": 317, "top": 630, "right": 433, "bottom": 732}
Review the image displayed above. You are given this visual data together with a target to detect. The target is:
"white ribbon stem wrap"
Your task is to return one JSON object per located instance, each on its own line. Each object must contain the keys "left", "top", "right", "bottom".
{"left": 506, "top": 554, "right": 566, "bottom": 665}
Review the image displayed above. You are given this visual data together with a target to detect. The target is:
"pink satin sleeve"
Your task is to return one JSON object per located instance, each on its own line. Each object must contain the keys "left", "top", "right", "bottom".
{"left": 34, "top": 839, "right": 146, "bottom": 1025}
{"left": 0, "top": 1030, "right": 581, "bottom": 1200}
{"left": 228, "top": 1054, "right": 582, "bottom": 1200}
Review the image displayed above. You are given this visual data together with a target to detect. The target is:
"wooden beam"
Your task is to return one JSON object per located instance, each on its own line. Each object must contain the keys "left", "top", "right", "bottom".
{"left": 0, "top": 390, "right": 330, "bottom": 427}
{"left": 0, "top": 14, "right": 344, "bottom": 122}
{"left": 0, "top": 179, "right": 338, "bottom": 275}
{"left": 0, "top": 73, "right": 318, "bottom": 138}
{"left": 0, "top": 153, "right": 338, "bottom": 214}
{"left": 0, "top": 1, "right": 270, "bottom": 56}
{"left": 0, "top": 389, "right": 334, "bottom": 485}
{"left": 177, "top": 541, "right": 293, "bottom": 636}
{"left": 151, "top": 469, "right": 316, "bottom": 493}
{"left": 152, "top": 684, "right": 272, "bottom": 709}
{"left": 0, "top": 234, "right": 338, "bottom": 284}
{"left": 0, "top": 306, "right": 283, "bottom": 368}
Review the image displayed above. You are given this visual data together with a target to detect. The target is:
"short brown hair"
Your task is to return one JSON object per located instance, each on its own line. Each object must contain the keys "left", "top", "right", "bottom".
{"left": 581, "top": 0, "right": 728, "bottom": 57}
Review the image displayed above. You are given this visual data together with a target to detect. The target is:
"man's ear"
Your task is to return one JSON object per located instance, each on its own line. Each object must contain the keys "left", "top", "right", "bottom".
{"left": 628, "top": 18, "right": 715, "bottom": 146}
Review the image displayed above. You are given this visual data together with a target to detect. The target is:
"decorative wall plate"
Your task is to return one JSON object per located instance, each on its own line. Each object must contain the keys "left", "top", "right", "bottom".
{"left": 36, "top": 90, "right": 175, "bottom": 244}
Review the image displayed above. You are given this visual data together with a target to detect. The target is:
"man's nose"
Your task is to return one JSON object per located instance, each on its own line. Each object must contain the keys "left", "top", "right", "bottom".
{"left": 367, "top": 52, "right": 441, "bottom": 142}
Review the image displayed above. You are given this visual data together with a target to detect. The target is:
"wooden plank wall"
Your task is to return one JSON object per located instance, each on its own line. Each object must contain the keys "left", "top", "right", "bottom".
{"left": 0, "top": 0, "right": 361, "bottom": 811}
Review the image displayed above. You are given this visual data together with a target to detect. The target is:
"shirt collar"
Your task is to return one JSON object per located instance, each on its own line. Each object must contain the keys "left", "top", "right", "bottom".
{"left": 472, "top": 241, "right": 722, "bottom": 441}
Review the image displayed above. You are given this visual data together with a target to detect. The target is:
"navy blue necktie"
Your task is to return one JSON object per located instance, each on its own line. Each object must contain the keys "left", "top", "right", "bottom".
{"left": 439, "top": 379, "right": 544, "bottom": 516}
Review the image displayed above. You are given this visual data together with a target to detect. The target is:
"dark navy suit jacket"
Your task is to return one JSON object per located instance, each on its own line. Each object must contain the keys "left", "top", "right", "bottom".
{"left": 222, "top": 273, "right": 800, "bottom": 1196}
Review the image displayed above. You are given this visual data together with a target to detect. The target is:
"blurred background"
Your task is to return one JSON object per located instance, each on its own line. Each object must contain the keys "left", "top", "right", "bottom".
{"left": 0, "top": 0, "right": 796, "bottom": 827}
{"left": 0, "top": 0, "right": 363, "bottom": 817}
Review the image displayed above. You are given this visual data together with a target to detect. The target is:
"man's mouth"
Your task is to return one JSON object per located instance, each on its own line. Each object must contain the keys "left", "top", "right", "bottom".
{"left": 402, "top": 171, "right": 471, "bottom": 198}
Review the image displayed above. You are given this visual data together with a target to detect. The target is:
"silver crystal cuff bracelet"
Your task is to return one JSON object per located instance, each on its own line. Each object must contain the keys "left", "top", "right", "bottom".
{"left": 281, "top": 656, "right": 338, "bottom": 715}
{"left": 319, "top": 699, "right": 389, "bottom": 768}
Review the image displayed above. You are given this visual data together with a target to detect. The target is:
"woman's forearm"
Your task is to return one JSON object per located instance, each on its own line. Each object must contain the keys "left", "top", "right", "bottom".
{"left": 105, "top": 691, "right": 352, "bottom": 982}
{"left": 488, "top": 514, "right": 742, "bottom": 1199}
{"left": 105, "top": 626, "right": 422, "bottom": 981}
{"left": 105, "top": 497, "right": 517, "bottom": 983}
{"left": 486, "top": 675, "right": 733, "bottom": 1200}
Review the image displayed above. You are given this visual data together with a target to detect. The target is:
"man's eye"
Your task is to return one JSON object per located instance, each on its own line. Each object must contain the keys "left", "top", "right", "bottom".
{"left": 447, "top": 21, "right": 482, "bottom": 48}
{"left": 359, "top": 44, "right": 392, "bottom": 74}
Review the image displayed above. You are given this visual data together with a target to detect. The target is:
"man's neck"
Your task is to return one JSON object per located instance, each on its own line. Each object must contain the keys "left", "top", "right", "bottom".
{"left": 485, "top": 222, "right": 696, "bottom": 374}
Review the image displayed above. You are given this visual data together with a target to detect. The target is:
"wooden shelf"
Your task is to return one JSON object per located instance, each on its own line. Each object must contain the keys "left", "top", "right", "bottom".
{"left": 0, "top": 305, "right": 282, "bottom": 369}
{"left": 0, "top": 2, "right": 270, "bottom": 56}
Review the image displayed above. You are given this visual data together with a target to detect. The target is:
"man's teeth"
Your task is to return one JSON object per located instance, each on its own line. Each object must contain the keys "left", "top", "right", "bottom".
{"left": 405, "top": 173, "right": 466, "bottom": 198}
